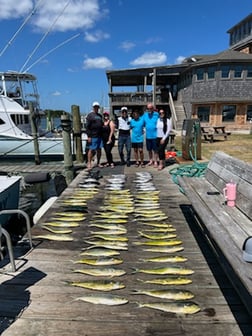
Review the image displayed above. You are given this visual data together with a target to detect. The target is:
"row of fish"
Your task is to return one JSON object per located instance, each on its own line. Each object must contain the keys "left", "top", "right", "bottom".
{"left": 129, "top": 172, "right": 200, "bottom": 314}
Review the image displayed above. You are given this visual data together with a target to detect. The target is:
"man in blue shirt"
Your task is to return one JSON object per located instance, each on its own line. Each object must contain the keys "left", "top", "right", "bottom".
{"left": 143, "top": 103, "right": 159, "bottom": 167}
{"left": 130, "top": 110, "right": 145, "bottom": 167}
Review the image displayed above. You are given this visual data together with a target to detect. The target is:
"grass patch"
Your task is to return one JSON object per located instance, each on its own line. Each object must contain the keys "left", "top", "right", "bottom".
{"left": 174, "top": 133, "right": 252, "bottom": 164}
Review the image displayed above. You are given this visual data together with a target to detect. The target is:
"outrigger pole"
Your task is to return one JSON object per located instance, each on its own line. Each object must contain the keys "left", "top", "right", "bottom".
{"left": 19, "top": 0, "right": 71, "bottom": 73}
{"left": 23, "top": 33, "right": 81, "bottom": 73}
{"left": 0, "top": 0, "right": 43, "bottom": 58}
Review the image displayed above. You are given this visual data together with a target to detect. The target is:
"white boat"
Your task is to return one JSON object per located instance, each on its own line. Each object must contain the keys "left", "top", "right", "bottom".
{"left": 0, "top": 71, "right": 87, "bottom": 159}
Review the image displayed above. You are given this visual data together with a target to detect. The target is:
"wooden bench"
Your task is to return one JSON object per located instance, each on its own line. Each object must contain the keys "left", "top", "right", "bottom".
{"left": 178, "top": 151, "right": 252, "bottom": 316}
{"left": 201, "top": 126, "right": 231, "bottom": 142}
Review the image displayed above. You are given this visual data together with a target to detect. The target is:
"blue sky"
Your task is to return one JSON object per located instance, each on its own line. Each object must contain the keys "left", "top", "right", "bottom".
{"left": 0, "top": 0, "right": 251, "bottom": 113}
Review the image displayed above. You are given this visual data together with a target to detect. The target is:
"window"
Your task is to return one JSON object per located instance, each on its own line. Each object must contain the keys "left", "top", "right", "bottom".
{"left": 247, "top": 65, "right": 252, "bottom": 78}
{"left": 222, "top": 105, "right": 236, "bottom": 122}
{"left": 196, "top": 68, "right": 204, "bottom": 81}
{"left": 207, "top": 67, "right": 216, "bottom": 79}
{"left": 197, "top": 106, "right": 210, "bottom": 122}
{"left": 246, "top": 105, "right": 252, "bottom": 122}
{"left": 234, "top": 65, "right": 243, "bottom": 78}
{"left": 221, "top": 65, "right": 230, "bottom": 78}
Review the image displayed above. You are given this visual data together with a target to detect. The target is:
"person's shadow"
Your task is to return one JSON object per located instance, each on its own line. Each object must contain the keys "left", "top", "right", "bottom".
{"left": 0, "top": 267, "right": 46, "bottom": 334}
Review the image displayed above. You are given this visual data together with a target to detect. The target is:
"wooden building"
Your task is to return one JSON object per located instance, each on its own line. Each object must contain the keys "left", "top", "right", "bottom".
{"left": 106, "top": 14, "right": 252, "bottom": 132}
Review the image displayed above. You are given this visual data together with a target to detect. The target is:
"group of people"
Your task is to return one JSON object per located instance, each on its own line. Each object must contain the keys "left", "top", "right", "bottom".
{"left": 85, "top": 101, "right": 172, "bottom": 171}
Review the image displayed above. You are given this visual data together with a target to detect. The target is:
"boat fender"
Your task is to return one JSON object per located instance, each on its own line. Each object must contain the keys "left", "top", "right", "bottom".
{"left": 24, "top": 172, "right": 51, "bottom": 184}
{"left": 33, "top": 196, "right": 58, "bottom": 225}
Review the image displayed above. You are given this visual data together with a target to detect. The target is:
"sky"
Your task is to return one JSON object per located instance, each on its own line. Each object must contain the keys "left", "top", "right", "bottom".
{"left": 0, "top": 0, "right": 251, "bottom": 113}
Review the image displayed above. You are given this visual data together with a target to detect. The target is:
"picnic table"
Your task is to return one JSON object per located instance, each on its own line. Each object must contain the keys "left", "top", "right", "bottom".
{"left": 201, "top": 125, "right": 231, "bottom": 142}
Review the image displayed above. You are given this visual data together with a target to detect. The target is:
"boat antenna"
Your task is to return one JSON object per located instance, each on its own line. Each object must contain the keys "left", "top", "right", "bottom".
{"left": 19, "top": 0, "right": 71, "bottom": 73}
{"left": 0, "top": 0, "right": 43, "bottom": 58}
{"left": 23, "top": 33, "right": 81, "bottom": 73}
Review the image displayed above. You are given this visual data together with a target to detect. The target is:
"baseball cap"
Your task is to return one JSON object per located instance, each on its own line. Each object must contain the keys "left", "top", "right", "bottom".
{"left": 92, "top": 101, "right": 100, "bottom": 107}
{"left": 103, "top": 111, "right": 109, "bottom": 115}
{"left": 121, "top": 106, "right": 128, "bottom": 111}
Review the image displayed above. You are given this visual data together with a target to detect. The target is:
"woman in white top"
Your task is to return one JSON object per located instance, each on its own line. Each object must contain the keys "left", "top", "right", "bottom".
{"left": 156, "top": 108, "right": 172, "bottom": 170}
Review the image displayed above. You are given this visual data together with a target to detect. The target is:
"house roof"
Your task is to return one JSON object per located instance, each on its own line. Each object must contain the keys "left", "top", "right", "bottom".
{"left": 184, "top": 49, "right": 252, "bottom": 66}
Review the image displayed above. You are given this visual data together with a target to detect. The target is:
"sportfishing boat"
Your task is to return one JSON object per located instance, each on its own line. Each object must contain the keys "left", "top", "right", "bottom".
{"left": 0, "top": 71, "right": 87, "bottom": 159}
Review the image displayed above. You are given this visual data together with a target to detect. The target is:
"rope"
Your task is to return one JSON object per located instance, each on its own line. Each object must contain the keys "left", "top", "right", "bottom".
{"left": 169, "top": 122, "right": 208, "bottom": 191}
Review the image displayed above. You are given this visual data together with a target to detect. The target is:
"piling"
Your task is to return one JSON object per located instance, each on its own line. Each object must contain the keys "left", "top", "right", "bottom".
{"left": 61, "top": 114, "right": 74, "bottom": 185}
{"left": 71, "top": 104, "right": 84, "bottom": 163}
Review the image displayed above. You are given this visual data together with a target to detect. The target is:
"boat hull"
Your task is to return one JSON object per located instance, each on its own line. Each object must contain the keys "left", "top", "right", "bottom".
{"left": 0, "top": 176, "right": 21, "bottom": 225}
{"left": 0, "top": 136, "right": 87, "bottom": 159}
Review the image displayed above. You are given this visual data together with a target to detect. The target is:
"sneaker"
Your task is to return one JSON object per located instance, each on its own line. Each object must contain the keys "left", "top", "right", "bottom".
{"left": 126, "top": 161, "right": 131, "bottom": 167}
{"left": 120, "top": 161, "right": 126, "bottom": 165}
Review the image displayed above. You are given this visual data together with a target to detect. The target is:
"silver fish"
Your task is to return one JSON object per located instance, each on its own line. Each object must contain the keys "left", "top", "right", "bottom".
{"left": 75, "top": 294, "right": 128, "bottom": 306}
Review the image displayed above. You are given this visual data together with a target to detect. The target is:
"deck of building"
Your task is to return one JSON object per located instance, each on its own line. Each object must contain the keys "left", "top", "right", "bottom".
{"left": 0, "top": 150, "right": 251, "bottom": 335}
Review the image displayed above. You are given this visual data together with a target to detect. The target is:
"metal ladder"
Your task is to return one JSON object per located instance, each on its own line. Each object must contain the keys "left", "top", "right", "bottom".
{"left": 0, "top": 209, "right": 33, "bottom": 272}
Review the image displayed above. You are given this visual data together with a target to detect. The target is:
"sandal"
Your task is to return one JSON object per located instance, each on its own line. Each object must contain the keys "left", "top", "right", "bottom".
{"left": 154, "top": 162, "right": 158, "bottom": 168}
{"left": 158, "top": 165, "right": 164, "bottom": 170}
{"left": 110, "top": 163, "right": 115, "bottom": 168}
{"left": 147, "top": 161, "right": 153, "bottom": 166}
{"left": 141, "top": 162, "right": 145, "bottom": 168}
{"left": 135, "top": 162, "right": 140, "bottom": 167}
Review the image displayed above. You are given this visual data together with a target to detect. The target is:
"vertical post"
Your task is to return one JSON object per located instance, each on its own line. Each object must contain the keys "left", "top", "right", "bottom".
{"left": 29, "top": 102, "right": 41, "bottom": 165}
{"left": 61, "top": 114, "right": 74, "bottom": 185}
{"left": 152, "top": 68, "right": 157, "bottom": 107}
{"left": 71, "top": 105, "right": 84, "bottom": 163}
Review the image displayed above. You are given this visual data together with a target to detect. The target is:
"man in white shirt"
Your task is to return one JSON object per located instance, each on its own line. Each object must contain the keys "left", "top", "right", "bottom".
{"left": 117, "top": 107, "right": 131, "bottom": 166}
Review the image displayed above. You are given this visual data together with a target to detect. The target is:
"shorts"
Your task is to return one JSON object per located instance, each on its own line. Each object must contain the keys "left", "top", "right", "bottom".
{"left": 146, "top": 138, "right": 158, "bottom": 152}
{"left": 132, "top": 142, "right": 143, "bottom": 149}
{"left": 88, "top": 137, "right": 102, "bottom": 150}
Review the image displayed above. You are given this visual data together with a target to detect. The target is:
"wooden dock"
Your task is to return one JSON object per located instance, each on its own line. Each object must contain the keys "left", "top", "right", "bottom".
{"left": 0, "top": 156, "right": 251, "bottom": 335}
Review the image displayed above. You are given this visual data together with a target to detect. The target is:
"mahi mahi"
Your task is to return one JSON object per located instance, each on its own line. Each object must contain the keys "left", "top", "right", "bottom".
{"left": 73, "top": 268, "right": 126, "bottom": 277}
{"left": 132, "top": 289, "right": 194, "bottom": 300}
{"left": 75, "top": 294, "right": 128, "bottom": 306}
{"left": 69, "top": 280, "right": 125, "bottom": 291}
{"left": 132, "top": 266, "right": 194, "bottom": 275}
{"left": 135, "top": 301, "right": 200, "bottom": 314}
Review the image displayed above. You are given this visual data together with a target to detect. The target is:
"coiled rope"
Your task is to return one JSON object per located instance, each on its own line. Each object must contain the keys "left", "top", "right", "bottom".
{"left": 169, "top": 123, "right": 209, "bottom": 191}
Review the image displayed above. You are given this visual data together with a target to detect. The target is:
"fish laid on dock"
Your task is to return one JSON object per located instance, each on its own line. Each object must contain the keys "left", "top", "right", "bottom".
{"left": 143, "top": 246, "right": 184, "bottom": 253}
{"left": 132, "top": 289, "right": 194, "bottom": 300}
{"left": 40, "top": 225, "right": 73, "bottom": 234}
{"left": 139, "top": 255, "right": 187, "bottom": 263}
{"left": 73, "top": 268, "right": 126, "bottom": 277}
{"left": 80, "top": 248, "right": 120, "bottom": 257}
{"left": 73, "top": 257, "right": 123, "bottom": 266}
{"left": 75, "top": 294, "right": 128, "bottom": 306}
{"left": 33, "top": 234, "right": 74, "bottom": 241}
{"left": 137, "top": 276, "right": 192, "bottom": 285}
{"left": 68, "top": 280, "right": 125, "bottom": 291}
{"left": 132, "top": 266, "right": 194, "bottom": 275}
{"left": 135, "top": 301, "right": 201, "bottom": 314}
{"left": 137, "top": 231, "right": 177, "bottom": 240}
{"left": 133, "top": 240, "right": 182, "bottom": 246}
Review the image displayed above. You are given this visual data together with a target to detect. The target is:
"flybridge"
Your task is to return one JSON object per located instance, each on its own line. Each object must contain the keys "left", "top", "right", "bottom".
{"left": 0, "top": 71, "right": 40, "bottom": 110}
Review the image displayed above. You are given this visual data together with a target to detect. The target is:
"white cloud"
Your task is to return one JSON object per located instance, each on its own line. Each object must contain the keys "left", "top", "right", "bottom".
{"left": 52, "top": 90, "right": 61, "bottom": 96}
{"left": 0, "top": 0, "right": 33, "bottom": 19}
{"left": 83, "top": 56, "right": 112, "bottom": 69}
{"left": 119, "top": 41, "right": 135, "bottom": 52}
{"left": 0, "top": 0, "right": 107, "bottom": 32}
{"left": 84, "top": 30, "right": 110, "bottom": 43}
{"left": 130, "top": 51, "right": 167, "bottom": 66}
{"left": 175, "top": 56, "right": 186, "bottom": 64}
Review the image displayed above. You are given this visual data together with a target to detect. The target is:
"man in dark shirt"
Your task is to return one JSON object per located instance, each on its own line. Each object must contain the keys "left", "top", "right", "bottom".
{"left": 86, "top": 101, "right": 103, "bottom": 169}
